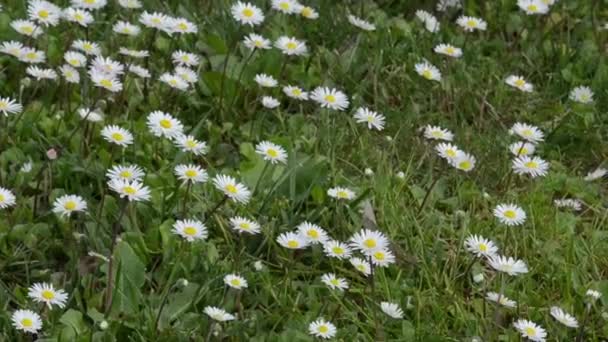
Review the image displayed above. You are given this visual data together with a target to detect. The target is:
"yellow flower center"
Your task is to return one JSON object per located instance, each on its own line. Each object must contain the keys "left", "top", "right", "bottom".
{"left": 422, "top": 70, "right": 433, "bottom": 79}
{"left": 366, "top": 115, "right": 374, "bottom": 122}
{"left": 363, "top": 239, "right": 376, "bottom": 249}
{"left": 318, "top": 325, "right": 329, "bottom": 333}
{"left": 159, "top": 119, "right": 172, "bottom": 129}
{"left": 337, "top": 190, "right": 349, "bottom": 198}
{"left": 239, "top": 223, "right": 250, "bottom": 230}
{"left": 287, "top": 240, "right": 299, "bottom": 248}
{"left": 324, "top": 94, "right": 336, "bottom": 103}
{"left": 181, "top": 55, "right": 190, "bottom": 62}
{"left": 25, "top": 52, "right": 37, "bottom": 60}
{"left": 445, "top": 47, "right": 455, "bottom": 54}
{"left": 524, "top": 161, "right": 538, "bottom": 169}
{"left": 75, "top": 13, "right": 84, "bottom": 21}
{"left": 69, "top": 59, "right": 79, "bottom": 65}
{"left": 64, "top": 201, "right": 77, "bottom": 210}
{"left": 267, "top": 149, "right": 278, "bottom": 158}
{"left": 183, "top": 226, "right": 197, "bottom": 236}
{"left": 0, "top": 194, "right": 4, "bottom": 202}
{"left": 185, "top": 140, "right": 197, "bottom": 148}
{"left": 466, "top": 20, "right": 476, "bottom": 27}
{"left": 330, "top": 278, "right": 339, "bottom": 285}
{"left": 152, "top": 18, "right": 161, "bottom": 24}
{"left": 100, "top": 79, "right": 113, "bottom": 88}
{"left": 38, "top": 10, "right": 49, "bottom": 19}
{"left": 85, "top": 0, "right": 95, "bottom": 3}
{"left": 301, "top": 7, "right": 313, "bottom": 17}
{"left": 169, "top": 79, "right": 178, "bottom": 86}
{"left": 479, "top": 243, "right": 487, "bottom": 252}
{"left": 307, "top": 230, "right": 319, "bottom": 239}
{"left": 120, "top": 170, "right": 132, "bottom": 178}
{"left": 242, "top": 8, "right": 254, "bottom": 17}
{"left": 292, "top": 89, "right": 301, "bottom": 96}
{"left": 0, "top": 101, "right": 7, "bottom": 109}
{"left": 504, "top": 210, "right": 516, "bottom": 219}
{"left": 279, "top": 2, "right": 290, "bottom": 10}
{"left": 580, "top": 94, "right": 589, "bottom": 102}
{"left": 83, "top": 43, "right": 93, "bottom": 51}
{"left": 514, "top": 79, "right": 526, "bottom": 87}
{"left": 356, "top": 265, "right": 365, "bottom": 271}
{"left": 225, "top": 184, "right": 238, "bottom": 194}
{"left": 254, "top": 40, "right": 263, "bottom": 47}
{"left": 230, "top": 279, "right": 241, "bottom": 286}
{"left": 446, "top": 149, "right": 456, "bottom": 157}
{"left": 21, "top": 318, "right": 33, "bottom": 327}
{"left": 459, "top": 161, "right": 471, "bottom": 170}
{"left": 332, "top": 246, "right": 344, "bottom": 255}
{"left": 111, "top": 132, "right": 124, "bottom": 141}
{"left": 123, "top": 186, "right": 136, "bottom": 195}
{"left": 22, "top": 26, "right": 34, "bottom": 34}
{"left": 519, "top": 148, "right": 528, "bottom": 154}
{"left": 177, "top": 23, "right": 188, "bottom": 31}
{"left": 286, "top": 42, "right": 297, "bottom": 50}
{"left": 525, "top": 327, "right": 536, "bottom": 336}
{"left": 41, "top": 289, "right": 55, "bottom": 300}
{"left": 527, "top": 5, "right": 538, "bottom": 12}
{"left": 374, "top": 251, "right": 385, "bottom": 260}
{"left": 185, "top": 170, "right": 197, "bottom": 178}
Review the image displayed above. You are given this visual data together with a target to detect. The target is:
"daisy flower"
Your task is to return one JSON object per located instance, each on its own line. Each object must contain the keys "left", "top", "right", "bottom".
{"left": 553, "top": 198, "right": 582, "bottom": 211}
{"left": 204, "top": 306, "right": 235, "bottom": 322}
{"left": 78, "top": 108, "right": 103, "bottom": 122}
{"left": 493, "top": 203, "right": 526, "bottom": 226}
{"left": 275, "top": 36, "right": 308, "bottom": 56}
{"left": 64, "top": 7, "right": 94, "bottom": 26}
{"left": 28, "top": 0, "right": 61, "bottom": 26}
{"left": 174, "top": 164, "right": 208, "bottom": 184}
{"left": 243, "top": 33, "right": 271, "bottom": 50}
{"left": 118, "top": 0, "right": 142, "bottom": 8}
{"left": 101, "top": 125, "right": 133, "bottom": 146}
{"left": 169, "top": 17, "right": 197, "bottom": 34}
{"left": 0, "top": 97, "right": 23, "bottom": 116}
{"left": 229, "top": 216, "right": 261, "bottom": 234}
{"left": 323, "top": 240, "right": 352, "bottom": 259}
{"left": 0, "top": 188, "right": 17, "bottom": 209}
{"left": 212, "top": 174, "right": 251, "bottom": 204}
{"left": 128, "top": 64, "right": 151, "bottom": 78}
{"left": 486, "top": 292, "right": 517, "bottom": 308}
{"left": 353, "top": 107, "right": 385, "bottom": 130}
{"left": 347, "top": 14, "right": 376, "bottom": 31}
{"left": 380, "top": 302, "right": 404, "bottom": 319}
{"left": 261, "top": 96, "right": 280, "bottom": 109}
{"left": 308, "top": 319, "right": 337, "bottom": 339}
{"left": 146, "top": 111, "right": 184, "bottom": 139}
{"left": 106, "top": 164, "right": 145, "bottom": 182}
{"left": 72, "top": 40, "right": 101, "bottom": 55}
{"left": 509, "top": 142, "right": 536, "bottom": 156}
{"left": 449, "top": 151, "right": 476, "bottom": 172}
{"left": 488, "top": 255, "right": 529, "bottom": 276}
{"left": 465, "top": 235, "right": 498, "bottom": 258}
{"left": 370, "top": 248, "right": 396, "bottom": 267}
{"left": 160, "top": 73, "right": 189, "bottom": 90}
{"left": 509, "top": 122, "right": 544, "bottom": 143}
{"left": 255, "top": 141, "right": 287, "bottom": 164}
{"left": 424, "top": 125, "right": 454, "bottom": 141}
{"left": 512, "top": 155, "right": 549, "bottom": 177}
{"left": 231, "top": 2, "right": 264, "bottom": 26}
{"left": 350, "top": 257, "right": 371, "bottom": 276}
{"left": 434, "top": 43, "right": 462, "bottom": 58}
{"left": 174, "top": 67, "right": 198, "bottom": 84}
{"left": 517, "top": 0, "right": 549, "bottom": 15}
{"left": 327, "top": 187, "right": 355, "bottom": 200}
{"left": 1, "top": 41, "right": 24, "bottom": 57}
{"left": 277, "top": 232, "right": 309, "bottom": 249}
{"left": 297, "top": 5, "right": 318, "bottom": 19}
{"left": 139, "top": 11, "right": 170, "bottom": 30}
{"left": 254, "top": 74, "right": 278, "bottom": 88}
{"left": 64, "top": 51, "right": 87, "bottom": 68}
{"left": 28, "top": 282, "right": 68, "bottom": 309}
{"left": 321, "top": 273, "right": 349, "bottom": 291}
{"left": 26, "top": 66, "right": 57, "bottom": 80}
{"left": 89, "top": 70, "right": 122, "bottom": 92}
{"left": 350, "top": 229, "right": 389, "bottom": 255}
{"left": 172, "top": 51, "right": 200, "bottom": 67}
{"left": 311, "top": 87, "right": 350, "bottom": 110}
{"left": 437, "top": 0, "right": 463, "bottom": 9}
{"left": 584, "top": 167, "right": 607, "bottom": 181}
{"left": 108, "top": 179, "right": 151, "bottom": 202}
{"left": 224, "top": 274, "right": 248, "bottom": 289}
{"left": 172, "top": 219, "right": 208, "bottom": 242}
{"left": 72, "top": 0, "right": 107, "bottom": 9}
{"left": 550, "top": 307, "right": 578, "bottom": 328}
{"left": 456, "top": 16, "right": 487, "bottom": 32}
{"left": 569, "top": 86, "right": 594, "bottom": 104}
{"left": 586, "top": 289, "right": 601, "bottom": 300}
{"left": 272, "top": 0, "right": 299, "bottom": 14}
{"left": 19, "top": 48, "right": 46, "bottom": 63}
{"left": 113, "top": 21, "right": 140, "bottom": 36}
{"left": 60, "top": 65, "right": 80, "bottom": 83}
{"left": 415, "top": 62, "right": 441, "bottom": 81}
{"left": 283, "top": 85, "right": 308, "bottom": 100}
{"left": 513, "top": 319, "right": 547, "bottom": 342}
{"left": 52, "top": 194, "right": 87, "bottom": 217}
{"left": 11, "top": 20, "right": 43, "bottom": 38}
{"left": 175, "top": 135, "right": 207, "bottom": 155}
{"left": 505, "top": 75, "right": 533, "bottom": 92}
{"left": 435, "top": 143, "right": 461, "bottom": 160}
{"left": 415, "top": 10, "right": 439, "bottom": 32}
{"left": 11, "top": 310, "right": 42, "bottom": 333}
{"left": 297, "top": 221, "right": 328, "bottom": 244}
{"left": 119, "top": 48, "right": 149, "bottom": 58}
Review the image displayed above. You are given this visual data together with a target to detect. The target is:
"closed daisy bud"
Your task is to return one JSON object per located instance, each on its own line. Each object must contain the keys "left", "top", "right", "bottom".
{"left": 261, "top": 96, "right": 280, "bottom": 109}
{"left": 204, "top": 306, "right": 235, "bottom": 322}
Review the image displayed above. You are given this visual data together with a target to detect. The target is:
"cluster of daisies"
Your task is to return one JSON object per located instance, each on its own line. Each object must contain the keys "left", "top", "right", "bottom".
{"left": 423, "top": 125, "right": 476, "bottom": 172}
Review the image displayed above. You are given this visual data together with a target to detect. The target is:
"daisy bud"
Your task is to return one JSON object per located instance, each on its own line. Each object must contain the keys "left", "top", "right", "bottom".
{"left": 396, "top": 171, "right": 405, "bottom": 179}
{"left": 473, "top": 273, "right": 484, "bottom": 283}
{"left": 178, "top": 279, "right": 189, "bottom": 287}
{"left": 21, "top": 77, "right": 32, "bottom": 88}
{"left": 46, "top": 148, "right": 58, "bottom": 160}
{"left": 99, "top": 320, "right": 109, "bottom": 330}
{"left": 364, "top": 168, "right": 374, "bottom": 176}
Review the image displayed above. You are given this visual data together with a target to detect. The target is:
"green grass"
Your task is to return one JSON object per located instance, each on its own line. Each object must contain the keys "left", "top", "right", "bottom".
{"left": 0, "top": 0, "right": 608, "bottom": 341}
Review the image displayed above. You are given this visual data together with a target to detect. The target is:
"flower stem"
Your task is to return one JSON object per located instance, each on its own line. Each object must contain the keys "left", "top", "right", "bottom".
{"left": 104, "top": 200, "right": 129, "bottom": 314}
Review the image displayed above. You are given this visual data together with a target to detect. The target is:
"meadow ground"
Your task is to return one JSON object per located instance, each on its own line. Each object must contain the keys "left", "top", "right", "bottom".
{"left": 0, "top": 0, "right": 607, "bottom": 341}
